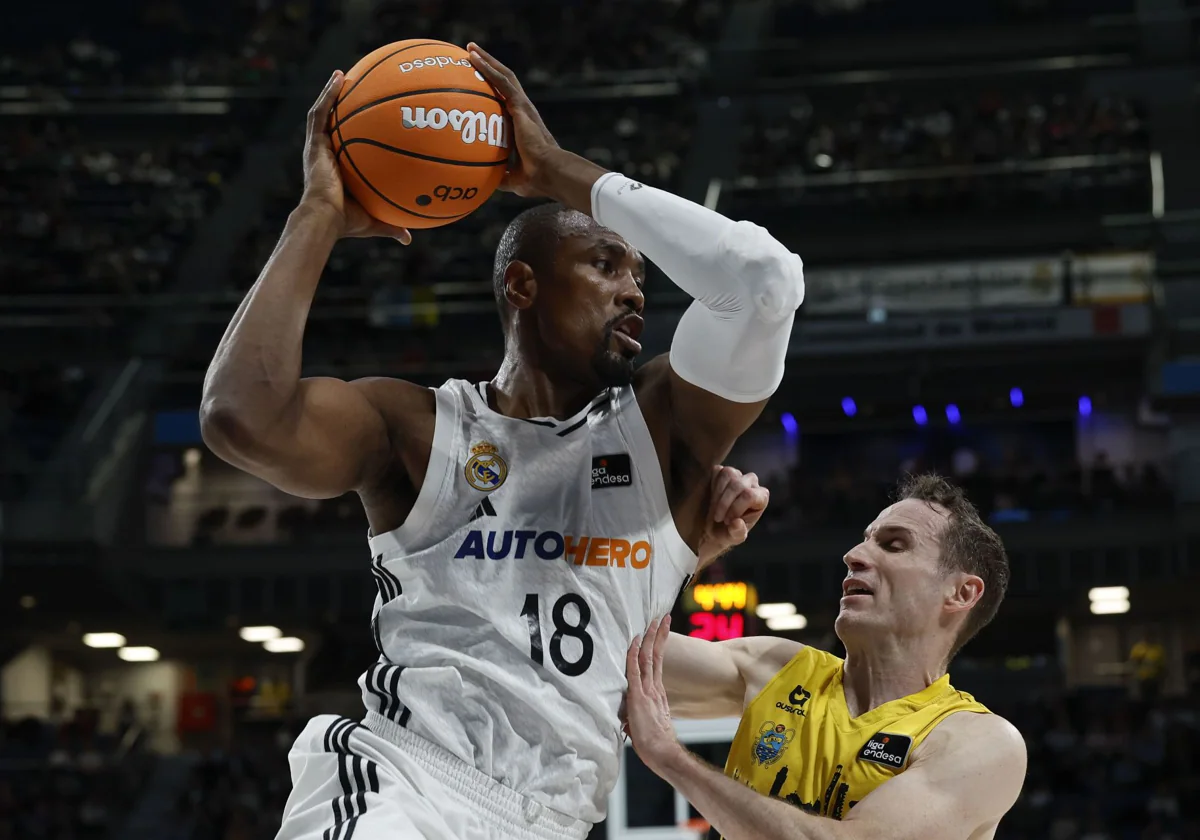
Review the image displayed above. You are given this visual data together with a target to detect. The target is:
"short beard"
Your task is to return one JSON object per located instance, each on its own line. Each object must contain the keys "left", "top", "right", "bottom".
{"left": 590, "top": 322, "right": 637, "bottom": 387}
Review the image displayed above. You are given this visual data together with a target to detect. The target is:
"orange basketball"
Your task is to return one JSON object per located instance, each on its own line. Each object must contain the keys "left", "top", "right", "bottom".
{"left": 329, "top": 40, "right": 509, "bottom": 229}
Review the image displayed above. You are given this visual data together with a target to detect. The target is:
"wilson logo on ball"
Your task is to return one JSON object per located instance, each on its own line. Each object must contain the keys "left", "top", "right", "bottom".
{"left": 400, "top": 107, "right": 508, "bottom": 148}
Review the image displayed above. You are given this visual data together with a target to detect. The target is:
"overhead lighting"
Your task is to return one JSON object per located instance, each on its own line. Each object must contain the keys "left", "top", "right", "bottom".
{"left": 264, "top": 637, "right": 305, "bottom": 653}
{"left": 84, "top": 632, "right": 127, "bottom": 649}
{"left": 1090, "top": 599, "right": 1129, "bottom": 615}
{"left": 755, "top": 602, "right": 797, "bottom": 620}
{"left": 1089, "top": 585, "right": 1130, "bottom": 615}
{"left": 20, "top": 595, "right": 36, "bottom": 610}
{"left": 766, "top": 614, "right": 808, "bottom": 631}
{"left": 118, "top": 646, "right": 160, "bottom": 662}
{"left": 239, "top": 626, "right": 282, "bottom": 643}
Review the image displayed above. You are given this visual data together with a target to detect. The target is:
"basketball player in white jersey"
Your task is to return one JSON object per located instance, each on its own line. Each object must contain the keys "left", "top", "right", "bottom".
{"left": 200, "top": 42, "right": 803, "bottom": 840}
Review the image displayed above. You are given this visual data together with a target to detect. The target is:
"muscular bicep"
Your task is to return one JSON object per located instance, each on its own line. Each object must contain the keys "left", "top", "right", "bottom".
{"left": 203, "top": 376, "right": 393, "bottom": 500}
{"left": 663, "top": 633, "right": 744, "bottom": 719}
{"left": 664, "top": 634, "right": 801, "bottom": 720}
{"left": 841, "top": 715, "right": 1027, "bottom": 840}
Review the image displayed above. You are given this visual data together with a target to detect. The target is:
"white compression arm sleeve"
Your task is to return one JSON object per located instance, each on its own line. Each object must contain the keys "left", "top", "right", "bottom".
{"left": 590, "top": 172, "right": 804, "bottom": 403}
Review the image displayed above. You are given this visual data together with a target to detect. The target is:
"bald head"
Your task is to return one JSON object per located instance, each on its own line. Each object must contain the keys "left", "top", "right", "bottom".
{"left": 492, "top": 202, "right": 601, "bottom": 317}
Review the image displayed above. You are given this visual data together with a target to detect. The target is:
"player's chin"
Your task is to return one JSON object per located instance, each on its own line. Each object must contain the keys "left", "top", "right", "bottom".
{"left": 593, "top": 349, "right": 636, "bottom": 388}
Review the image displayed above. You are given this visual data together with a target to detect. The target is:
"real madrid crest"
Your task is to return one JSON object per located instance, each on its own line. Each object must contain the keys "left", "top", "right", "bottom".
{"left": 465, "top": 441, "right": 508, "bottom": 492}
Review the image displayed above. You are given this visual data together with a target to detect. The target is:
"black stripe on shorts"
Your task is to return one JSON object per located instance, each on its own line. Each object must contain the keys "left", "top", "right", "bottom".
{"left": 319, "top": 718, "right": 380, "bottom": 840}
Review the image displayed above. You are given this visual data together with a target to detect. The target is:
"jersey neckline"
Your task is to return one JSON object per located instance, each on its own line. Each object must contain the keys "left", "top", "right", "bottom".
{"left": 468, "top": 381, "right": 613, "bottom": 437}
{"left": 831, "top": 668, "right": 953, "bottom": 732}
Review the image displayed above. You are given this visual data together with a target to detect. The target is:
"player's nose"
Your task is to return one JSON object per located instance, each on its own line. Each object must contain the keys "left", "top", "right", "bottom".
{"left": 843, "top": 543, "right": 871, "bottom": 572}
{"left": 618, "top": 277, "right": 644, "bottom": 315}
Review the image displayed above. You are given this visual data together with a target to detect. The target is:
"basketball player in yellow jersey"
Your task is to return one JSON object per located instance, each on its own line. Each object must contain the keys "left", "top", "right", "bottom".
{"left": 624, "top": 472, "right": 1028, "bottom": 840}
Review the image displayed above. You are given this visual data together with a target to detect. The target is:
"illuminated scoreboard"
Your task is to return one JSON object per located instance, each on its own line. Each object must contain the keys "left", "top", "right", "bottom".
{"left": 681, "top": 581, "right": 757, "bottom": 641}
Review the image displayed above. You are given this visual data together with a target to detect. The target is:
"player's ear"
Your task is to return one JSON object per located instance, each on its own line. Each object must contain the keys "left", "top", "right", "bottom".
{"left": 945, "top": 573, "right": 984, "bottom": 615}
{"left": 504, "top": 260, "right": 537, "bottom": 311}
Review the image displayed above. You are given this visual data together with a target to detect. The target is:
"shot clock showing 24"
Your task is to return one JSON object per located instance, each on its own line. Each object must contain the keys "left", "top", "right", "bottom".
{"left": 682, "top": 581, "right": 757, "bottom": 641}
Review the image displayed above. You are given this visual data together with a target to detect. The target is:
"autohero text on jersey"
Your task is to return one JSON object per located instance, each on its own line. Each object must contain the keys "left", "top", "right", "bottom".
{"left": 453, "top": 529, "right": 652, "bottom": 569}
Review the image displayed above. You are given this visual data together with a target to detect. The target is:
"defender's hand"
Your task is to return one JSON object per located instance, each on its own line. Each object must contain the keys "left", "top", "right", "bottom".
{"left": 301, "top": 70, "right": 411, "bottom": 243}
{"left": 466, "top": 43, "right": 559, "bottom": 198}
{"left": 697, "top": 466, "right": 769, "bottom": 568}
{"left": 624, "top": 617, "right": 685, "bottom": 773}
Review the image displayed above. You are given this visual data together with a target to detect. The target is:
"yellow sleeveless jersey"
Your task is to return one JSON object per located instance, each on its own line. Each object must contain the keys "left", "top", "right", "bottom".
{"left": 723, "top": 646, "right": 990, "bottom": 821}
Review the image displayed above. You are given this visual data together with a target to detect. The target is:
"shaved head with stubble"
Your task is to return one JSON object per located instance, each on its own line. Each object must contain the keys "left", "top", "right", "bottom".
{"left": 492, "top": 202, "right": 648, "bottom": 389}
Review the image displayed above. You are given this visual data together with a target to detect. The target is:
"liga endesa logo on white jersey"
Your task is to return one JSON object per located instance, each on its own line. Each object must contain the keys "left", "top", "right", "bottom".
{"left": 400, "top": 106, "right": 508, "bottom": 148}
{"left": 453, "top": 529, "right": 652, "bottom": 569}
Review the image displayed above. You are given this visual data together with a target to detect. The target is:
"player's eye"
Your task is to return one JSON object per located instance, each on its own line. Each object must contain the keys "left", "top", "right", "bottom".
{"left": 884, "top": 540, "right": 904, "bottom": 552}
{"left": 595, "top": 259, "right": 613, "bottom": 273}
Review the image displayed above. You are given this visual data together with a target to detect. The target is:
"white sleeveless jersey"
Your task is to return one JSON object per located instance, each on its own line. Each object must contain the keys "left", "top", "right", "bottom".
{"left": 360, "top": 379, "right": 697, "bottom": 823}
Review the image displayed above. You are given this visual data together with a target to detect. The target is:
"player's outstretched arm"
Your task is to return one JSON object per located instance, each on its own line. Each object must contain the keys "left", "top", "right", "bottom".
{"left": 629, "top": 623, "right": 1027, "bottom": 840}
{"left": 201, "top": 71, "right": 420, "bottom": 499}
{"left": 663, "top": 631, "right": 801, "bottom": 720}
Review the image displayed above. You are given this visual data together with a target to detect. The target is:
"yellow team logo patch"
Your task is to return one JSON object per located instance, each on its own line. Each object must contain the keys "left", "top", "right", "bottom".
{"left": 465, "top": 441, "right": 507, "bottom": 492}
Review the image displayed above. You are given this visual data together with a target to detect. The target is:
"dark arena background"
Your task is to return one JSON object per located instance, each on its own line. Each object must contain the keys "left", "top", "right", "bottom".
{"left": 3, "top": 0, "right": 1200, "bottom": 838}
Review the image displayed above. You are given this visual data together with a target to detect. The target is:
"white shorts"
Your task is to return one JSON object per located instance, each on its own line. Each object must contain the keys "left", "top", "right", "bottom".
{"left": 276, "top": 714, "right": 592, "bottom": 840}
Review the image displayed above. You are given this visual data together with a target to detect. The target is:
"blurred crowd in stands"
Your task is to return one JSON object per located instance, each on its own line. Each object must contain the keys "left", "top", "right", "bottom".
{"left": 761, "top": 449, "right": 1173, "bottom": 532}
{"left": 371, "top": 0, "right": 728, "bottom": 86}
{"left": 0, "top": 0, "right": 333, "bottom": 87}
{"left": 740, "top": 92, "right": 1149, "bottom": 179}
{"left": 0, "top": 710, "right": 150, "bottom": 840}
{"left": 176, "top": 733, "right": 292, "bottom": 840}
{"left": 995, "top": 688, "right": 1200, "bottom": 840}
{"left": 771, "top": 0, "right": 1134, "bottom": 37}
{"left": 1, "top": 121, "right": 247, "bottom": 297}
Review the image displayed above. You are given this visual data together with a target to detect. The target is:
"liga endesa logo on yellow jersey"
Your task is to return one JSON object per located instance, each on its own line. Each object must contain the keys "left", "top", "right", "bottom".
{"left": 453, "top": 529, "right": 651, "bottom": 569}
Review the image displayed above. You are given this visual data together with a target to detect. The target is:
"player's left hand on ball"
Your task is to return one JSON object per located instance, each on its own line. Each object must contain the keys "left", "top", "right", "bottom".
{"left": 302, "top": 70, "right": 411, "bottom": 244}
{"left": 701, "top": 466, "right": 769, "bottom": 558}
{"left": 624, "top": 617, "right": 681, "bottom": 771}
{"left": 466, "top": 43, "right": 558, "bottom": 198}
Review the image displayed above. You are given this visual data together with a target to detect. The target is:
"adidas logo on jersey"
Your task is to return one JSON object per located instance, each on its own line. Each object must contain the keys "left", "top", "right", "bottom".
{"left": 453, "top": 529, "right": 652, "bottom": 569}
{"left": 469, "top": 496, "right": 497, "bottom": 522}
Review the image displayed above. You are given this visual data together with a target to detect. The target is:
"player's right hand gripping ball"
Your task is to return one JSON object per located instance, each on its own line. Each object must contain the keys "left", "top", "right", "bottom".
{"left": 329, "top": 40, "right": 509, "bottom": 229}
